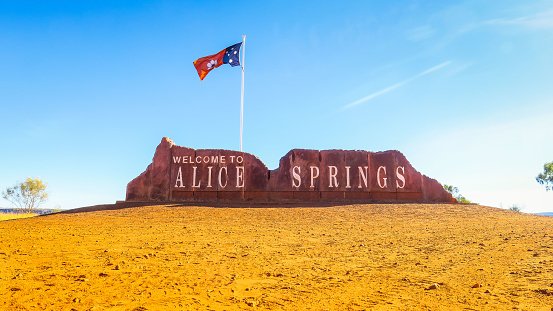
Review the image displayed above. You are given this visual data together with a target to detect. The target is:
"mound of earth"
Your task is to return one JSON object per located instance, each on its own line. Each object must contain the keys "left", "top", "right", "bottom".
{"left": 1, "top": 203, "right": 552, "bottom": 310}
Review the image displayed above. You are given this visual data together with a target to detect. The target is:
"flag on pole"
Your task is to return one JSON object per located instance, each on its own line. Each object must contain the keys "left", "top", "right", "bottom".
{"left": 193, "top": 42, "right": 242, "bottom": 81}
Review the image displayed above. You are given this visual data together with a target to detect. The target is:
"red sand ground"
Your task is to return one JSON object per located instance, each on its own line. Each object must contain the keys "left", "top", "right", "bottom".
{"left": 1, "top": 203, "right": 553, "bottom": 310}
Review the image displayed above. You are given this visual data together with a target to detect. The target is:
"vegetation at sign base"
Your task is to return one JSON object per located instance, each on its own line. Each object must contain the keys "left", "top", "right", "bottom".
{"left": 2, "top": 177, "right": 49, "bottom": 213}
{"left": 508, "top": 204, "right": 523, "bottom": 212}
{"left": 443, "top": 184, "right": 472, "bottom": 204}
{"left": 0, "top": 208, "right": 60, "bottom": 221}
{"left": 0, "top": 212, "right": 37, "bottom": 221}
{"left": 536, "top": 161, "right": 553, "bottom": 191}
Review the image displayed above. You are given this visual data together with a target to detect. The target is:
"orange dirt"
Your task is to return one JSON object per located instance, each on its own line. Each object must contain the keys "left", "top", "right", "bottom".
{"left": 1, "top": 203, "right": 552, "bottom": 310}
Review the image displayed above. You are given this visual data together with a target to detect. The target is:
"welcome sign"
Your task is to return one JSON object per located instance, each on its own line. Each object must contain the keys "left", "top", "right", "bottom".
{"left": 126, "top": 138, "right": 456, "bottom": 203}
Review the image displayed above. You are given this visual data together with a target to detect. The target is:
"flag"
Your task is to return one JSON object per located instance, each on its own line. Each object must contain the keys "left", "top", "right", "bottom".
{"left": 193, "top": 42, "right": 242, "bottom": 81}
{"left": 223, "top": 42, "right": 242, "bottom": 67}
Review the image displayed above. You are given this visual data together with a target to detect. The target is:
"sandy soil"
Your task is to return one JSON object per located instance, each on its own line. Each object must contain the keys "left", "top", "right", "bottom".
{"left": 1, "top": 203, "right": 553, "bottom": 310}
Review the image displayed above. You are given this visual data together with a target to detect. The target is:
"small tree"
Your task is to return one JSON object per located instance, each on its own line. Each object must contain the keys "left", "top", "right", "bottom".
{"left": 508, "top": 204, "right": 522, "bottom": 212}
{"left": 536, "top": 162, "right": 553, "bottom": 191}
{"left": 2, "top": 177, "right": 49, "bottom": 212}
{"left": 443, "top": 184, "right": 472, "bottom": 203}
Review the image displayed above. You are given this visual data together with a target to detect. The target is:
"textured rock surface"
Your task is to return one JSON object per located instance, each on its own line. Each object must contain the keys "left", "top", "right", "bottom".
{"left": 126, "top": 137, "right": 457, "bottom": 203}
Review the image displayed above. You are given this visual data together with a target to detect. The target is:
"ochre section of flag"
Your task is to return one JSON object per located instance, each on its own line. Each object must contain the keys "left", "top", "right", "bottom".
{"left": 193, "top": 42, "right": 242, "bottom": 81}
{"left": 193, "top": 49, "right": 226, "bottom": 81}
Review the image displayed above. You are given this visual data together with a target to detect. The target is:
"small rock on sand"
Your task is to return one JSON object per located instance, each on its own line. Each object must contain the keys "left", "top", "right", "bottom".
{"left": 428, "top": 283, "right": 439, "bottom": 290}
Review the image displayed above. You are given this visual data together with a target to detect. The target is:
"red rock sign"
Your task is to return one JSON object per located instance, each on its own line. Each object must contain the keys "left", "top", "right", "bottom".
{"left": 126, "top": 137, "right": 457, "bottom": 203}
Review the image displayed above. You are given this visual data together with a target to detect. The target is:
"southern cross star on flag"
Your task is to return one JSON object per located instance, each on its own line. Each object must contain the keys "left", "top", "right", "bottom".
{"left": 193, "top": 42, "right": 242, "bottom": 81}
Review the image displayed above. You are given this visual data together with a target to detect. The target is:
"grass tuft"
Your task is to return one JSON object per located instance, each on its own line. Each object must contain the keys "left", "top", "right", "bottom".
{"left": 0, "top": 212, "right": 37, "bottom": 221}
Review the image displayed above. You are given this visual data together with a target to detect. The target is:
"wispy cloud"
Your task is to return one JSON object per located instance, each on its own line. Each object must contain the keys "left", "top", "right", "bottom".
{"left": 484, "top": 10, "right": 553, "bottom": 29}
{"left": 418, "top": 61, "right": 451, "bottom": 75}
{"left": 406, "top": 25, "right": 436, "bottom": 41}
{"left": 342, "top": 61, "right": 451, "bottom": 110}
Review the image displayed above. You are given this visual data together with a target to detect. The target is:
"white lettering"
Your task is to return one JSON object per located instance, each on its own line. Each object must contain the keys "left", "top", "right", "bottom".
{"left": 310, "top": 166, "right": 319, "bottom": 188}
{"left": 230, "top": 155, "right": 236, "bottom": 163}
{"left": 192, "top": 166, "right": 201, "bottom": 188}
{"left": 328, "top": 166, "right": 339, "bottom": 188}
{"left": 377, "top": 166, "right": 387, "bottom": 189}
{"left": 292, "top": 166, "right": 301, "bottom": 188}
{"left": 195, "top": 156, "right": 201, "bottom": 164}
{"left": 173, "top": 156, "right": 181, "bottom": 164}
{"left": 174, "top": 167, "right": 185, "bottom": 188}
{"left": 358, "top": 166, "right": 368, "bottom": 189}
{"left": 210, "top": 156, "right": 219, "bottom": 164}
{"left": 237, "top": 155, "right": 244, "bottom": 164}
{"left": 396, "top": 166, "right": 405, "bottom": 189}
{"left": 207, "top": 166, "right": 213, "bottom": 188}
{"left": 203, "top": 156, "right": 209, "bottom": 163}
{"left": 220, "top": 156, "right": 226, "bottom": 164}
{"left": 218, "top": 167, "right": 228, "bottom": 188}
{"left": 236, "top": 166, "right": 245, "bottom": 188}
{"left": 345, "top": 166, "right": 351, "bottom": 188}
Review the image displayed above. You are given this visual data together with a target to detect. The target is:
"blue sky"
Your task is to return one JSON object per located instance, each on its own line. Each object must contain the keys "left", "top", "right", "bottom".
{"left": 1, "top": 0, "right": 552, "bottom": 212}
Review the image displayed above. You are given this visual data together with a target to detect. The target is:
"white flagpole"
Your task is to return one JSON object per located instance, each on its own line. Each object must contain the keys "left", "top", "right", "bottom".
{"left": 240, "top": 35, "right": 246, "bottom": 152}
